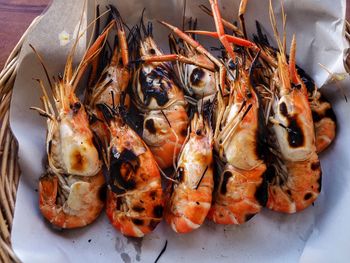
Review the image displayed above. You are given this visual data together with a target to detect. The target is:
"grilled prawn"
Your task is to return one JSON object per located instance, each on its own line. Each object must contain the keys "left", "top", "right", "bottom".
{"left": 208, "top": 64, "right": 268, "bottom": 224}
{"left": 31, "top": 23, "right": 113, "bottom": 228}
{"left": 264, "top": 2, "right": 322, "bottom": 213}
{"left": 132, "top": 20, "right": 189, "bottom": 170}
{"left": 165, "top": 111, "right": 214, "bottom": 233}
{"left": 98, "top": 105, "right": 164, "bottom": 237}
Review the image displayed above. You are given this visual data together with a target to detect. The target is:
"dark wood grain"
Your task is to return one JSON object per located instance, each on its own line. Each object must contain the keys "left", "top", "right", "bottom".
{"left": 0, "top": 0, "right": 51, "bottom": 69}
{"left": 0, "top": 1, "right": 349, "bottom": 70}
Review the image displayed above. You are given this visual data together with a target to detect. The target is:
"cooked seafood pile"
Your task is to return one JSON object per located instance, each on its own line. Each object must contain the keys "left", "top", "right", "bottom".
{"left": 31, "top": 0, "right": 336, "bottom": 237}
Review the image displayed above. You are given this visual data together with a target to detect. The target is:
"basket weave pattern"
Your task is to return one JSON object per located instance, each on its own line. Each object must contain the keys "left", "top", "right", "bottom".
{"left": 0, "top": 15, "right": 349, "bottom": 263}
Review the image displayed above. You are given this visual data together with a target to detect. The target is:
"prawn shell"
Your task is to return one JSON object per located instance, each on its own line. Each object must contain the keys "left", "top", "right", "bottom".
{"left": 267, "top": 152, "right": 321, "bottom": 213}
{"left": 207, "top": 163, "right": 266, "bottom": 225}
{"left": 39, "top": 171, "right": 105, "bottom": 229}
{"left": 142, "top": 104, "right": 189, "bottom": 169}
{"left": 105, "top": 121, "right": 164, "bottom": 237}
{"left": 165, "top": 121, "right": 214, "bottom": 233}
{"left": 273, "top": 88, "right": 316, "bottom": 162}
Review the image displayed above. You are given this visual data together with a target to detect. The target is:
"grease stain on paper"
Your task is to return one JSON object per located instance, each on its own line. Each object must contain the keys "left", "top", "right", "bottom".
{"left": 127, "top": 237, "right": 143, "bottom": 261}
{"left": 115, "top": 236, "right": 143, "bottom": 262}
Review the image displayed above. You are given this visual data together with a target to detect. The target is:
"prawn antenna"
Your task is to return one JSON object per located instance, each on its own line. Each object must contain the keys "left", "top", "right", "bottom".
{"left": 29, "top": 44, "right": 53, "bottom": 91}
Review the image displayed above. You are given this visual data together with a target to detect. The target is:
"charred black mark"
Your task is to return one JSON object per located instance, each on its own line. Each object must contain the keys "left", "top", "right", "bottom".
{"left": 48, "top": 140, "right": 52, "bottom": 155}
{"left": 153, "top": 205, "right": 163, "bottom": 218}
{"left": 296, "top": 66, "right": 316, "bottom": 94}
{"left": 279, "top": 102, "right": 288, "bottom": 117}
{"left": 311, "top": 161, "right": 320, "bottom": 171}
{"left": 132, "top": 218, "right": 144, "bottom": 226}
{"left": 176, "top": 167, "right": 185, "bottom": 183}
{"left": 220, "top": 171, "right": 232, "bottom": 195}
{"left": 317, "top": 176, "right": 322, "bottom": 192}
{"left": 132, "top": 205, "right": 145, "bottom": 213}
{"left": 255, "top": 91, "right": 269, "bottom": 161}
{"left": 255, "top": 173, "right": 268, "bottom": 207}
{"left": 70, "top": 102, "right": 81, "bottom": 114}
{"left": 325, "top": 108, "right": 337, "bottom": 122}
{"left": 190, "top": 68, "right": 205, "bottom": 86}
{"left": 312, "top": 110, "right": 322, "bottom": 123}
{"left": 245, "top": 213, "right": 256, "bottom": 222}
{"left": 181, "top": 128, "right": 188, "bottom": 137}
{"left": 109, "top": 149, "right": 139, "bottom": 194}
{"left": 312, "top": 106, "right": 337, "bottom": 124}
{"left": 139, "top": 67, "right": 171, "bottom": 107}
{"left": 304, "top": 193, "right": 313, "bottom": 201}
{"left": 116, "top": 196, "right": 123, "bottom": 210}
{"left": 264, "top": 166, "right": 276, "bottom": 184}
{"left": 287, "top": 117, "right": 304, "bottom": 148}
{"left": 98, "top": 184, "right": 107, "bottom": 202}
{"left": 145, "top": 118, "right": 157, "bottom": 134}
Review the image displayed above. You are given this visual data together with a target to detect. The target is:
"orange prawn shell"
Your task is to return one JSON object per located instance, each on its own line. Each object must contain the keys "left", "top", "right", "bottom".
{"left": 133, "top": 35, "right": 189, "bottom": 170}
{"left": 267, "top": 44, "right": 322, "bottom": 213}
{"left": 208, "top": 163, "right": 266, "bottom": 225}
{"left": 105, "top": 120, "right": 164, "bottom": 237}
{"left": 210, "top": 74, "right": 267, "bottom": 225}
{"left": 142, "top": 104, "right": 189, "bottom": 169}
{"left": 165, "top": 117, "right": 214, "bottom": 233}
{"left": 39, "top": 171, "right": 105, "bottom": 229}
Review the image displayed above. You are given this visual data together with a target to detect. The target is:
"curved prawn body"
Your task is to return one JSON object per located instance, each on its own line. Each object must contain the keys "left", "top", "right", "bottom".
{"left": 39, "top": 171, "right": 105, "bottom": 228}
{"left": 165, "top": 112, "right": 214, "bottom": 233}
{"left": 266, "top": 32, "right": 322, "bottom": 213}
{"left": 103, "top": 115, "right": 164, "bottom": 237}
{"left": 208, "top": 70, "right": 267, "bottom": 224}
{"left": 133, "top": 26, "right": 189, "bottom": 169}
{"left": 31, "top": 23, "right": 113, "bottom": 228}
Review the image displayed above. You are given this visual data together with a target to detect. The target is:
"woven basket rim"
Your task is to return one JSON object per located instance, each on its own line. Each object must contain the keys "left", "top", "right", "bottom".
{"left": 1, "top": 11, "right": 350, "bottom": 263}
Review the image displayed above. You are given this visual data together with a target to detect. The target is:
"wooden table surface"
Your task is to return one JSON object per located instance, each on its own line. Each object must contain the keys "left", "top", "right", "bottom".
{"left": 0, "top": 0, "right": 349, "bottom": 70}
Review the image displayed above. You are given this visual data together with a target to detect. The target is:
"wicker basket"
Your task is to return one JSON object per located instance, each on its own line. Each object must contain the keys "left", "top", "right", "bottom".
{"left": 0, "top": 12, "right": 349, "bottom": 263}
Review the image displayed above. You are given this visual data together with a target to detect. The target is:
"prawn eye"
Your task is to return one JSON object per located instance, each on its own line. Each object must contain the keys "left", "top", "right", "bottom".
{"left": 70, "top": 102, "right": 81, "bottom": 114}
{"left": 228, "top": 60, "right": 236, "bottom": 70}
{"left": 190, "top": 68, "right": 205, "bottom": 87}
{"left": 149, "top": 48, "right": 156, "bottom": 55}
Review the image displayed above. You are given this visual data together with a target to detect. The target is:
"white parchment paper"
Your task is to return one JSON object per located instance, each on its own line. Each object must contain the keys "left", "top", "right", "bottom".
{"left": 9, "top": 0, "right": 350, "bottom": 262}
